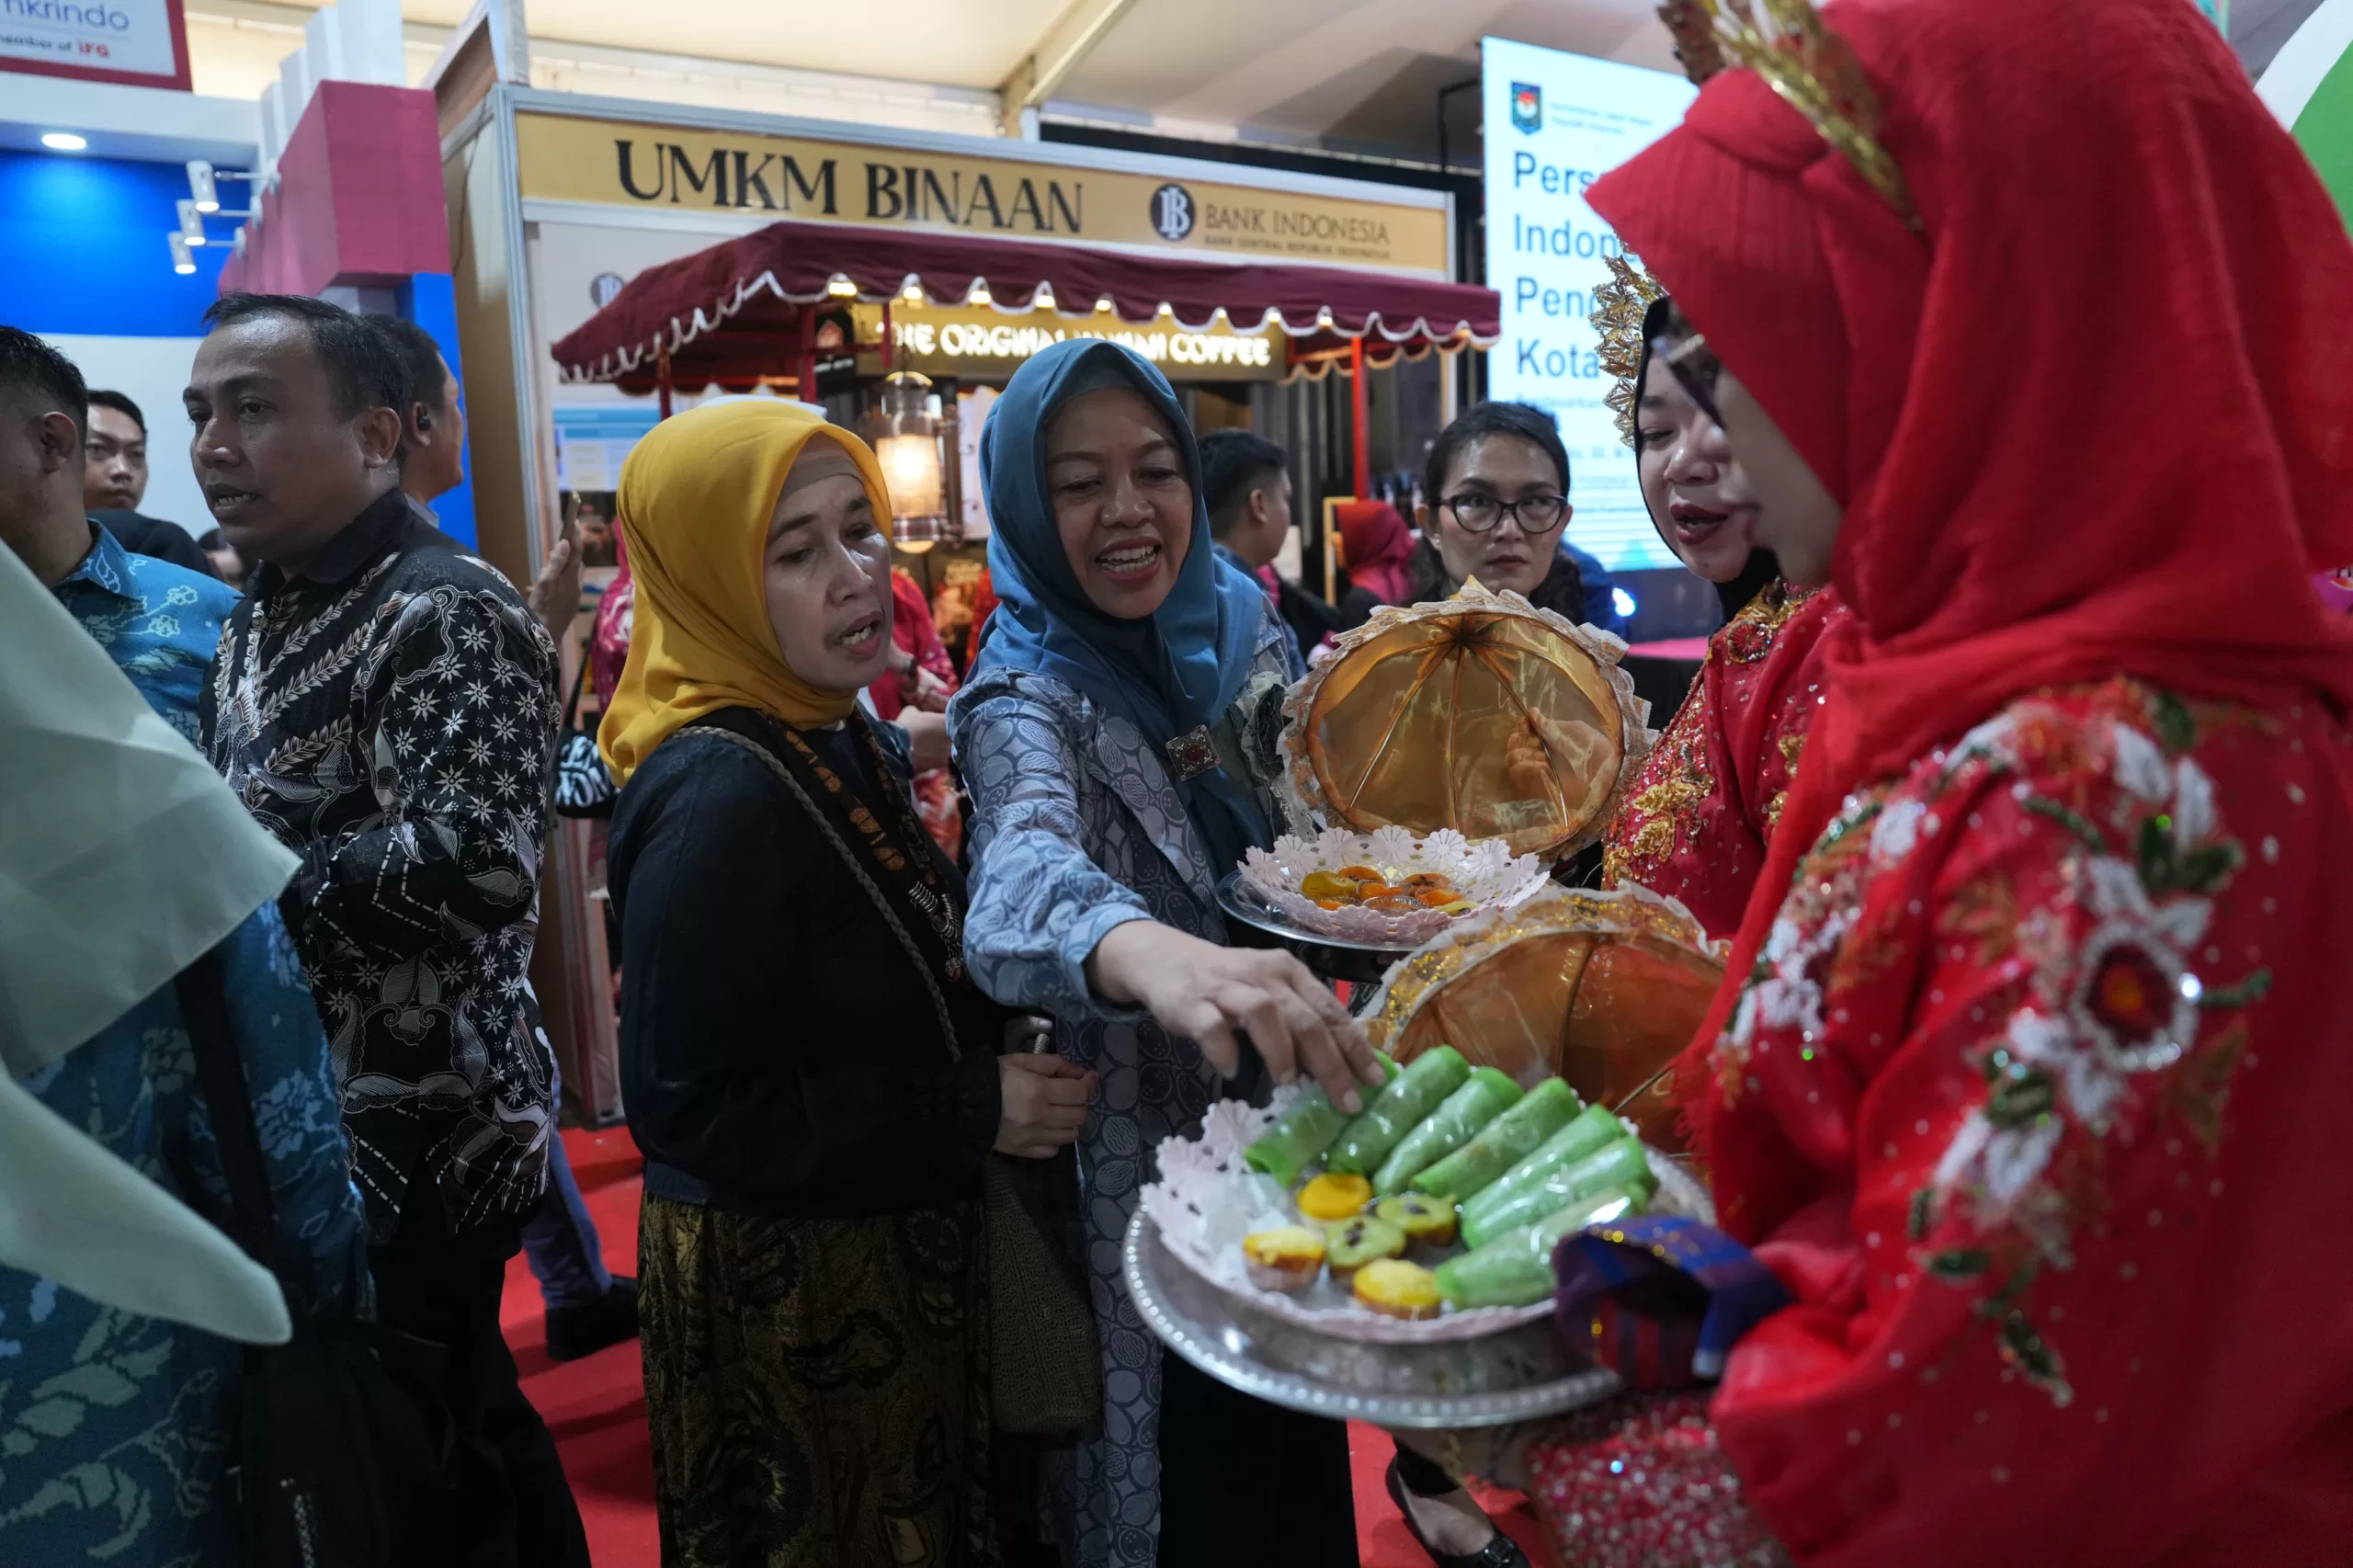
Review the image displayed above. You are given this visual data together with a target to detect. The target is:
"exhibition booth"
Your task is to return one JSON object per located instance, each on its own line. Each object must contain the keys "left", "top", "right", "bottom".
{"left": 435, "top": 77, "right": 1500, "bottom": 1114}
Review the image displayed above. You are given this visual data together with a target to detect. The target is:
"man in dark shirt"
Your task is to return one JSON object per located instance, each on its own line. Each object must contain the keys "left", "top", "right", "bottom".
{"left": 188, "top": 292, "right": 588, "bottom": 1568}
{"left": 79, "top": 388, "right": 217, "bottom": 578}
{"left": 371, "top": 311, "right": 640, "bottom": 1365}
{"left": 1199, "top": 427, "right": 1343, "bottom": 673}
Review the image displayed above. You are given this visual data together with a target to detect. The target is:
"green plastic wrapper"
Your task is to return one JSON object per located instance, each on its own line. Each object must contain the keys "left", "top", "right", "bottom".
{"left": 1410, "top": 1077, "right": 1580, "bottom": 1201}
{"left": 1323, "top": 1047, "right": 1471, "bottom": 1176}
{"left": 1241, "top": 1052, "right": 1399, "bottom": 1187}
{"left": 1459, "top": 1136, "right": 1655, "bottom": 1249}
{"left": 1370, "top": 1068, "right": 1522, "bottom": 1196}
{"left": 1458, "top": 1103, "right": 1629, "bottom": 1242}
{"left": 1434, "top": 1187, "right": 1644, "bottom": 1308}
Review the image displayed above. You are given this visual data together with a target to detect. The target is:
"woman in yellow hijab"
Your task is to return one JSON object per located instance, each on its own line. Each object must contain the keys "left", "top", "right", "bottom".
{"left": 602, "top": 401, "right": 1093, "bottom": 1568}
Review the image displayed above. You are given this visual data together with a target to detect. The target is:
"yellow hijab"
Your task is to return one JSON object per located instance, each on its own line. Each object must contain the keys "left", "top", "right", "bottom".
{"left": 598, "top": 400, "right": 897, "bottom": 787}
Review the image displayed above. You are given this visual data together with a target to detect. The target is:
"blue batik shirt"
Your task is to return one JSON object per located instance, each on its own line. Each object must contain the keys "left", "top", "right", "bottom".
{"left": 52, "top": 521, "right": 238, "bottom": 746}
{"left": 0, "top": 525, "right": 369, "bottom": 1567}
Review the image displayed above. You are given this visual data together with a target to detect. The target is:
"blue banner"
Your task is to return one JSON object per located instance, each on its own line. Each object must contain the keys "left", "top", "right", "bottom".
{"left": 1481, "top": 39, "right": 1694, "bottom": 572}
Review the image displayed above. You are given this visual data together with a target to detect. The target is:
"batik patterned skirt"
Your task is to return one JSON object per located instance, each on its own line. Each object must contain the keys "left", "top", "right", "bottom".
{"left": 638, "top": 1194, "right": 998, "bottom": 1568}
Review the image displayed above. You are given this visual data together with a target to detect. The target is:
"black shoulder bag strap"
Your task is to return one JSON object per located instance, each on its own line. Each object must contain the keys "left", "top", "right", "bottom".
{"left": 560, "top": 643, "right": 589, "bottom": 731}
{"left": 172, "top": 949, "right": 455, "bottom": 1568}
{"left": 174, "top": 951, "right": 282, "bottom": 1265}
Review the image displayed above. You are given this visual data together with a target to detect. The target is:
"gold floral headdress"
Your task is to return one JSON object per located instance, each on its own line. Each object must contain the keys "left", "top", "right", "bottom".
{"left": 1590, "top": 255, "right": 1667, "bottom": 449}
{"left": 1656, "top": 1, "right": 1728, "bottom": 85}
{"left": 1659, "top": 0, "right": 1919, "bottom": 231}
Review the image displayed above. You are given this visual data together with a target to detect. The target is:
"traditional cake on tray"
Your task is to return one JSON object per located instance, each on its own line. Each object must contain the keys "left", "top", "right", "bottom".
{"left": 1137, "top": 883, "right": 1725, "bottom": 1346}
{"left": 1139, "top": 1049, "right": 1706, "bottom": 1345}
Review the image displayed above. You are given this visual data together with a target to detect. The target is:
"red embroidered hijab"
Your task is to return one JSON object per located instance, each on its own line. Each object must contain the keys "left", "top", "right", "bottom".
{"left": 1588, "top": 0, "right": 2353, "bottom": 1147}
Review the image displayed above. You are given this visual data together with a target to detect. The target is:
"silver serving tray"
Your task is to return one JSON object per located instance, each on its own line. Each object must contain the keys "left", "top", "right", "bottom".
{"left": 1214, "top": 869, "right": 1419, "bottom": 987}
{"left": 1124, "top": 1207, "right": 1625, "bottom": 1428}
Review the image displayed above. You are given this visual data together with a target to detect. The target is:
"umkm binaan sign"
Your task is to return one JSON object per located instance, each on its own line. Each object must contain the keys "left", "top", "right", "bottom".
{"left": 612, "top": 140, "right": 1086, "bottom": 234}
{"left": 514, "top": 112, "right": 1449, "bottom": 276}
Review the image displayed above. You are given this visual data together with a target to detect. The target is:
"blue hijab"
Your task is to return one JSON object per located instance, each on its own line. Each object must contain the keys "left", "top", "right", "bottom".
{"left": 974, "top": 338, "right": 1271, "bottom": 875}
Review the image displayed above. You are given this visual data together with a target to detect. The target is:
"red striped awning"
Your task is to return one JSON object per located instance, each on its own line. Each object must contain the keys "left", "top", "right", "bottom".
{"left": 550, "top": 218, "right": 1499, "bottom": 392}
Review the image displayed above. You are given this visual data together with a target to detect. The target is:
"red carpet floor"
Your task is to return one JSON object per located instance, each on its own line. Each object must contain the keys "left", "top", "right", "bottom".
{"left": 505, "top": 1127, "right": 1553, "bottom": 1568}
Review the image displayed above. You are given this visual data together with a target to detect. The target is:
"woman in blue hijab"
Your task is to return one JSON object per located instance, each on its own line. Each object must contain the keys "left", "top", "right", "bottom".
{"left": 952, "top": 339, "right": 1377, "bottom": 1568}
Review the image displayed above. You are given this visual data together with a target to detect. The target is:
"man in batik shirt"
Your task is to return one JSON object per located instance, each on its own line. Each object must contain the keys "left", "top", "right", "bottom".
{"left": 188, "top": 293, "right": 588, "bottom": 1567}
{"left": 369, "top": 310, "right": 642, "bottom": 1366}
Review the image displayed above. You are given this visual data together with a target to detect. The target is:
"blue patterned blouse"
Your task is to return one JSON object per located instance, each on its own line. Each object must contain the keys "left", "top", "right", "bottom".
{"left": 51, "top": 522, "right": 238, "bottom": 747}
{"left": 952, "top": 612, "right": 1295, "bottom": 1568}
{"left": 0, "top": 527, "right": 369, "bottom": 1566}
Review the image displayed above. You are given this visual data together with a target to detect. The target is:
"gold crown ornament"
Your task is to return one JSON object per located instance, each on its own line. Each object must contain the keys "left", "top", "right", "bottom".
{"left": 1656, "top": 1, "right": 1728, "bottom": 85}
{"left": 1590, "top": 255, "right": 1668, "bottom": 449}
{"left": 1660, "top": 0, "right": 1919, "bottom": 232}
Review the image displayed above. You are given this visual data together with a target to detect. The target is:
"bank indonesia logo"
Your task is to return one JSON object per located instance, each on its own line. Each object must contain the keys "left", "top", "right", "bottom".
{"left": 1150, "top": 183, "right": 1196, "bottom": 242}
{"left": 1510, "top": 83, "right": 1542, "bottom": 134}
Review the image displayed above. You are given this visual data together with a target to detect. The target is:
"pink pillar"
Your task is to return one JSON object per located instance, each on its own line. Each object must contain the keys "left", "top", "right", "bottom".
{"left": 218, "top": 81, "right": 449, "bottom": 296}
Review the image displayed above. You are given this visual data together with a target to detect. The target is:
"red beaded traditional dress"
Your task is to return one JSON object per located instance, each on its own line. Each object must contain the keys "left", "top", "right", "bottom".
{"left": 865, "top": 567, "right": 964, "bottom": 858}
{"left": 591, "top": 529, "right": 636, "bottom": 708}
{"left": 1518, "top": 0, "right": 2353, "bottom": 1564}
{"left": 1602, "top": 582, "right": 1845, "bottom": 939}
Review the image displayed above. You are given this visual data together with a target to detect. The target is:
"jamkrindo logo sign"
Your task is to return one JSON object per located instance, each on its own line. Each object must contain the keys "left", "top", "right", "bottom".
{"left": 0, "top": 0, "right": 190, "bottom": 88}
{"left": 513, "top": 112, "right": 1451, "bottom": 277}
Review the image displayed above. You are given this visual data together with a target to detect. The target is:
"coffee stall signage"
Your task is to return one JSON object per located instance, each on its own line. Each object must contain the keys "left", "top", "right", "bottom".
{"left": 869, "top": 304, "right": 1282, "bottom": 381}
{"left": 516, "top": 110, "right": 1450, "bottom": 277}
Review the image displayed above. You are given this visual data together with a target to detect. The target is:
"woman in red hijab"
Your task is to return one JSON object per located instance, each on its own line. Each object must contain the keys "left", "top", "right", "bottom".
{"left": 1598, "top": 282, "right": 1851, "bottom": 940}
{"left": 1334, "top": 499, "right": 1415, "bottom": 622}
{"left": 1413, "top": 2, "right": 2353, "bottom": 1563}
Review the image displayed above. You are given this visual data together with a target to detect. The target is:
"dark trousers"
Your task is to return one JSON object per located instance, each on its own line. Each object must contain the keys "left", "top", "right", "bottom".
{"left": 519, "top": 1064, "right": 613, "bottom": 1313}
{"left": 1393, "top": 1441, "right": 1457, "bottom": 1496}
{"left": 521, "top": 1131, "right": 613, "bottom": 1311}
{"left": 1158, "top": 1352, "right": 1358, "bottom": 1566}
{"left": 369, "top": 1202, "right": 593, "bottom": 1568}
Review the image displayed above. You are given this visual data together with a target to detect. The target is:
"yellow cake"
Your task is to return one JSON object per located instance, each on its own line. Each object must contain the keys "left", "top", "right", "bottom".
{"left": 1298, "top": 1172, "right": 1373, "bottom": 1221}
{"left": 1353, "top": 1258, "right": 1443, "bottom": 1321}
{"left": 1241, "top": 1226, "right": 1328, "bottom": 1293}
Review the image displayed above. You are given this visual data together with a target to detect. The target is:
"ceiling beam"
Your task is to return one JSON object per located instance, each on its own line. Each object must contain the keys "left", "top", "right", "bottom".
{"left": 999, "top": 0, "right": 1144, "bottom": 137}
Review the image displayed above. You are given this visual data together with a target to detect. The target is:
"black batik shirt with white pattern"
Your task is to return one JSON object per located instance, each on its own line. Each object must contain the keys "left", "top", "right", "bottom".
{"left": 201, "top": 488, "right": 560, "bottom": 1242}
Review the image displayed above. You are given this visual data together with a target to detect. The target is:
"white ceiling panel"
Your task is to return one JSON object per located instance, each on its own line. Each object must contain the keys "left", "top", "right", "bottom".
{"left": 525, "top": 0, "right": 1075, "bottom": 86}
{"left": 258, "top": 0, "right": 1076, "bottom": 86}
{"left": 1060, "top": 0, "right": 1665, "bottom": 127}
{"left": 235, "top": 0, "right": 1694, "bottom": 148}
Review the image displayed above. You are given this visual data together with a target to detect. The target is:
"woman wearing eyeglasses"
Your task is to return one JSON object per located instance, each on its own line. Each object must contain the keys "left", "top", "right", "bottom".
{"left": 1595, "top": 287, "right": 1853, "bottom": 942}
{"left": 1404, "top": 402, "right": 1596, "bottom": 624}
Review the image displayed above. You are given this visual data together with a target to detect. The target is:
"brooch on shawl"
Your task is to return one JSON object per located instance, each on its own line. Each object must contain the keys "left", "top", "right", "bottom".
{"left": 1165, "top": 726, "right": 1222, "bottom": 781}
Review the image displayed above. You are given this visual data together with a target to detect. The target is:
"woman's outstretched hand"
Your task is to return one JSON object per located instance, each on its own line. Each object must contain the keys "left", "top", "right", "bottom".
{"left": 1085, "top": 922, "right": 1386, "bottom": 1113}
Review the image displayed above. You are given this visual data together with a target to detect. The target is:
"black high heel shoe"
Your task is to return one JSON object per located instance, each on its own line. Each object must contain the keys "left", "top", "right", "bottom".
{"left": 1385, "top": 1456, "right": 1533, "bottom": 1568}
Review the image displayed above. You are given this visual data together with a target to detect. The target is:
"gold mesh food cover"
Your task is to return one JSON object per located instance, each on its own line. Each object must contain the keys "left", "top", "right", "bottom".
{"left": 1361, "top": 885, "right": 1725, "bottom": 1151}
{"left": 1284, "top": 583, "right": 1651, "bottom": 862}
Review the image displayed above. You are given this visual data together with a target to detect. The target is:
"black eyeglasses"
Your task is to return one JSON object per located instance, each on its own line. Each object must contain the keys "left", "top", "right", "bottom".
{"left": 1441, "top": 493, "right": 1568, "bottom": 535}
{"left": 1653, "top": 328, "right": 1724, "bottom": 426}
